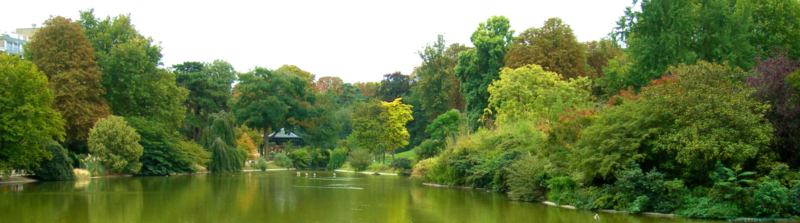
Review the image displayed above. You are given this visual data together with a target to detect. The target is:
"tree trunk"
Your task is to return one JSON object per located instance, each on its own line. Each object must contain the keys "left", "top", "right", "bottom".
{"left": 262, "top": 127, "right": 273, "bottom": 159}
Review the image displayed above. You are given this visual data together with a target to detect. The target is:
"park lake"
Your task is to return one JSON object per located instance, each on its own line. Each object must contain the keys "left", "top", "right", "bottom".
{"left": 0, "top": 171, "right": 719, "bottom": 223}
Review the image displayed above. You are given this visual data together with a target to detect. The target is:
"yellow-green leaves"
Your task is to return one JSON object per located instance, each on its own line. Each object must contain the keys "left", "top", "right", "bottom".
{"left": 382, "top": 98, "right": 414, "bottom": 152}
{"left": 487, "top": 65, "right": 592, "bottom": 126}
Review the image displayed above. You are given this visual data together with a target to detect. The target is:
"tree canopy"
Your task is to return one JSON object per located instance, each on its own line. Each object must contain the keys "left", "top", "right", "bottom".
{"left": 0, "top": 54, "right": 65, "bottom": 171}
{"left": 455, "top": 16, "right": 513, "bottom": 129}
{"left": 26, "top": 16, "right": 111, "bottom": 148}
{"left": 505, "top": 18, "right": 588, "bottom": 79}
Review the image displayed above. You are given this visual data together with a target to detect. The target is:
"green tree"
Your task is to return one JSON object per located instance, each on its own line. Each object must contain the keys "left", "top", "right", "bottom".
{"left": 574, "top": 62, "right": 772, "bottom": 183}
{"left": 377, "top": 72, "right": 412, "bottom": 102}
{"left": 487, "top": 65, "right": 593, "bottom": 125}
{"left": 381, "top": 98, "right": 414, "bottom": 160}
{"left": 79, "top": 11, "right": 187, "bottom": 129}
{"left": 209, "top": 138, "right": 243, "bottom": 173}
{"left": 174, "top": 61, "right": 237, "bottom": 140}
{"left": 232, "top": 67, "right": 315, "bottom": 154}
{"left": 349, "top": 101, "right": 387, "bottom": 158}
{"left": 413, "top": 35, "right": 467, "bottom": 123}
{"left": 747, "top": 0, "right": 800, "bottom": 58}
{"left": 126, "top": 117, "right": 194, "bottom": 176}
{"left": 26, "top": 16, "right": 111, "bottom": 149}
{"left": 276, "top": 64, "right": 314, "bottom": 84}
{"left": 505, "top": 18, "right": 588, "bottom": 79}
{"left": 455, "top": 16, "right": 513, "bottom": 129}
{"left": 88, "top": 115, "right": 144, "bottom": 174}
{"left": 0, "top": 54, "right": 65, "bottom": 171}
{"left": 620, "top": 0, "right": 755, "bottom": 89}
{"left": 33, "top": 142, "right": 74, "bottom": 181}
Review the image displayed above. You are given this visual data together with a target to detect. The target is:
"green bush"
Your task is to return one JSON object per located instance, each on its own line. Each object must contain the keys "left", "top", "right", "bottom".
{"left": 547, "top": 176, "right": 577, "bottom": 205}
{"left": 391, "top": 157, "right": 413, "bottom": 174}
{"left": 177, "top": 140, "right": 210, "bottom": 169}
{"left": 414, "top": 139, "right": 442, "bottom": 160}
{"left": 327, "top": 148, "right": 347, "bottom": 170}
{"left": 349, "top": 149, "right": 372, "bottom": 171}
{"left": 273, "top": 153, "right": 293, "bottom": 168}
{"left": 677, "top": 196, "right": 741, "bottom": 219}
{"left": 255, "top": 158, "right": 268, "bottom": 171}
{"left": 309, "top": 148, "right": 329, "bottom": 169}
{"left": 87, "top": 116, "right": 143, "bottom": 174}
{"left": 288, "top": 149, "right": 311, "bottom": 169}
{"left": 751, "top": 178, "right": 792, "bottom": 217}
{"left": 127, "top": 117, "right": 194, "bottom": 176}
{"left": 33, "top": 142, "right": 74, "bottom": 181}
{"left": 506, "top": 155, "right": 550, "bottom": 202}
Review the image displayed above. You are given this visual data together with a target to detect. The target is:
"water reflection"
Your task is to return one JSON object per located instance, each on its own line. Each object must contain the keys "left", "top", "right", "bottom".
{"left": 0, "top": 172, "right": 719, "bottom": 223}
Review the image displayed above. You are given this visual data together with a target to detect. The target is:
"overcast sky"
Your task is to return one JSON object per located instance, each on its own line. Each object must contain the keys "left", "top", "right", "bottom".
{"left": 3, "top": 0, "right": 633, "bottom": 83}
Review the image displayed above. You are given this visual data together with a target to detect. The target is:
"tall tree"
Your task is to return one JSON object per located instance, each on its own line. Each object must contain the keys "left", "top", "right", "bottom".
{"left": 173, "top": 61, "right": 237, "bottom": 140}
{"left": 276, "top": 64, "right": 314, "bottom": 84}
{"left": 26, "top": 16, "right": 111, "bottom": 150}
{"left": 413, "top": 35, "right": 467, "bottom": 122}
{"left": 79, "top": 10, "right": 187, "bottom": 129}
{"left": 747, "top": 0, "right": 800, "bottom": 58}
{"left": 0, "top": 54, "right": 65, "bottom": 171}
{"left": 377, "top": 72, "right": 412, "bottom": 102}
{"left": 505, "top": 18, "right": 588, "bottom": 79}
{"left": 232, "top": 67, "right": 315, "bottom": 154}
{"left": 381, "top": 98, "right": 414, "bottom": 160}
{"left": 620, "top": 0, "right": 755, "bottom": 89}
{"left": 455, "top": 16, "right": 514, "bottom": 129}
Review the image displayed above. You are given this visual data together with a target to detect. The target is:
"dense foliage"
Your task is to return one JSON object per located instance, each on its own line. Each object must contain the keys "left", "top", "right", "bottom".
{"left": 0, "top": 54, "right": 64, "bottom": 171}
{"left": 7, "top": 5, "right": 800, "bottom": 219}
{"left": 505, "top": 18, "right": 587, "bottom": 78}
{"left": 455, "top": 16, "right": 513, "bottom": 129}
{"left": 33, "top": 142, "right": 74, "bottom": 181}
{"left": 87, "top": 115, "right": 143, "bottom": 174}
{"left": 26, "top": 16, "right": 111, "bottom": 149}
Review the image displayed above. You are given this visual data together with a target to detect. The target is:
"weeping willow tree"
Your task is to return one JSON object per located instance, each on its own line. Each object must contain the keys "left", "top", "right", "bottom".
{"left": 209, "top": 138, "right": 243, "bottom": 172}
{"left": 205, "top": 113, "right": 243, "bottom": 172}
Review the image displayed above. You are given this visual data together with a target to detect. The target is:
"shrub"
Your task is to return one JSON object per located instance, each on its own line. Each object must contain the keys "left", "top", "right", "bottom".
{"left": 412, "top": 158, "right": 437, "bottom": 179}
{"left": 506, "top": 155, "right": 550, "bottom": 202}
{"left": 414, "top": 139, "right": 442, "bottom": 160}
{"left": 547, "top": 176, "right": 577, "bottom": 205}
{"left": 751, "top": 178, "right": 792, "bottom": 217}
{"left": 255, "top": 158, "right": 268, "bottom": 171}
{"left": 349, "top": 149, "right": 372, "bottom": 171}
{"left": 391, "top": 157, "right": 413, "bottom": 174}
{"left": 176, "top": 140, "right": 210, "bottom": 169}
{"left": 273, "top": 153, "right": 293, "bottom": 168}
{"left": 309, "top": 148, "right": 329, "bottom": 169}
{"left": 288, "top": 149, "right": 311, "bottom": 169}
{"left": 87, "top": 116, "right": 144, "bottom": 174}
{"left": 327, "top": 148, "right": 347, "bottom": 170}
{"left": 33, "top": 142, "right": 74, "bottom": 181}
{"left": 209, "top": 138, "right": 243, "bottom": 173}
{"left": 127, "top": 117, "right": 194, "bottom": 176}
{"left": 677, "top": 196, "right": 741, "bottom": 219}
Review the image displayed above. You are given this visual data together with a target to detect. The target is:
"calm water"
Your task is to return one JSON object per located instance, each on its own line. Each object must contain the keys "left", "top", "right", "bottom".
{"left": 0, "top": 171, "right": 718, "bottom": 223}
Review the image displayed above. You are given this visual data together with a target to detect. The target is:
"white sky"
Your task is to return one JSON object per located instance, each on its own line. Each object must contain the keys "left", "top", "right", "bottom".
{"left": 4, "top": 0, "right": 632, "bottom": 83}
